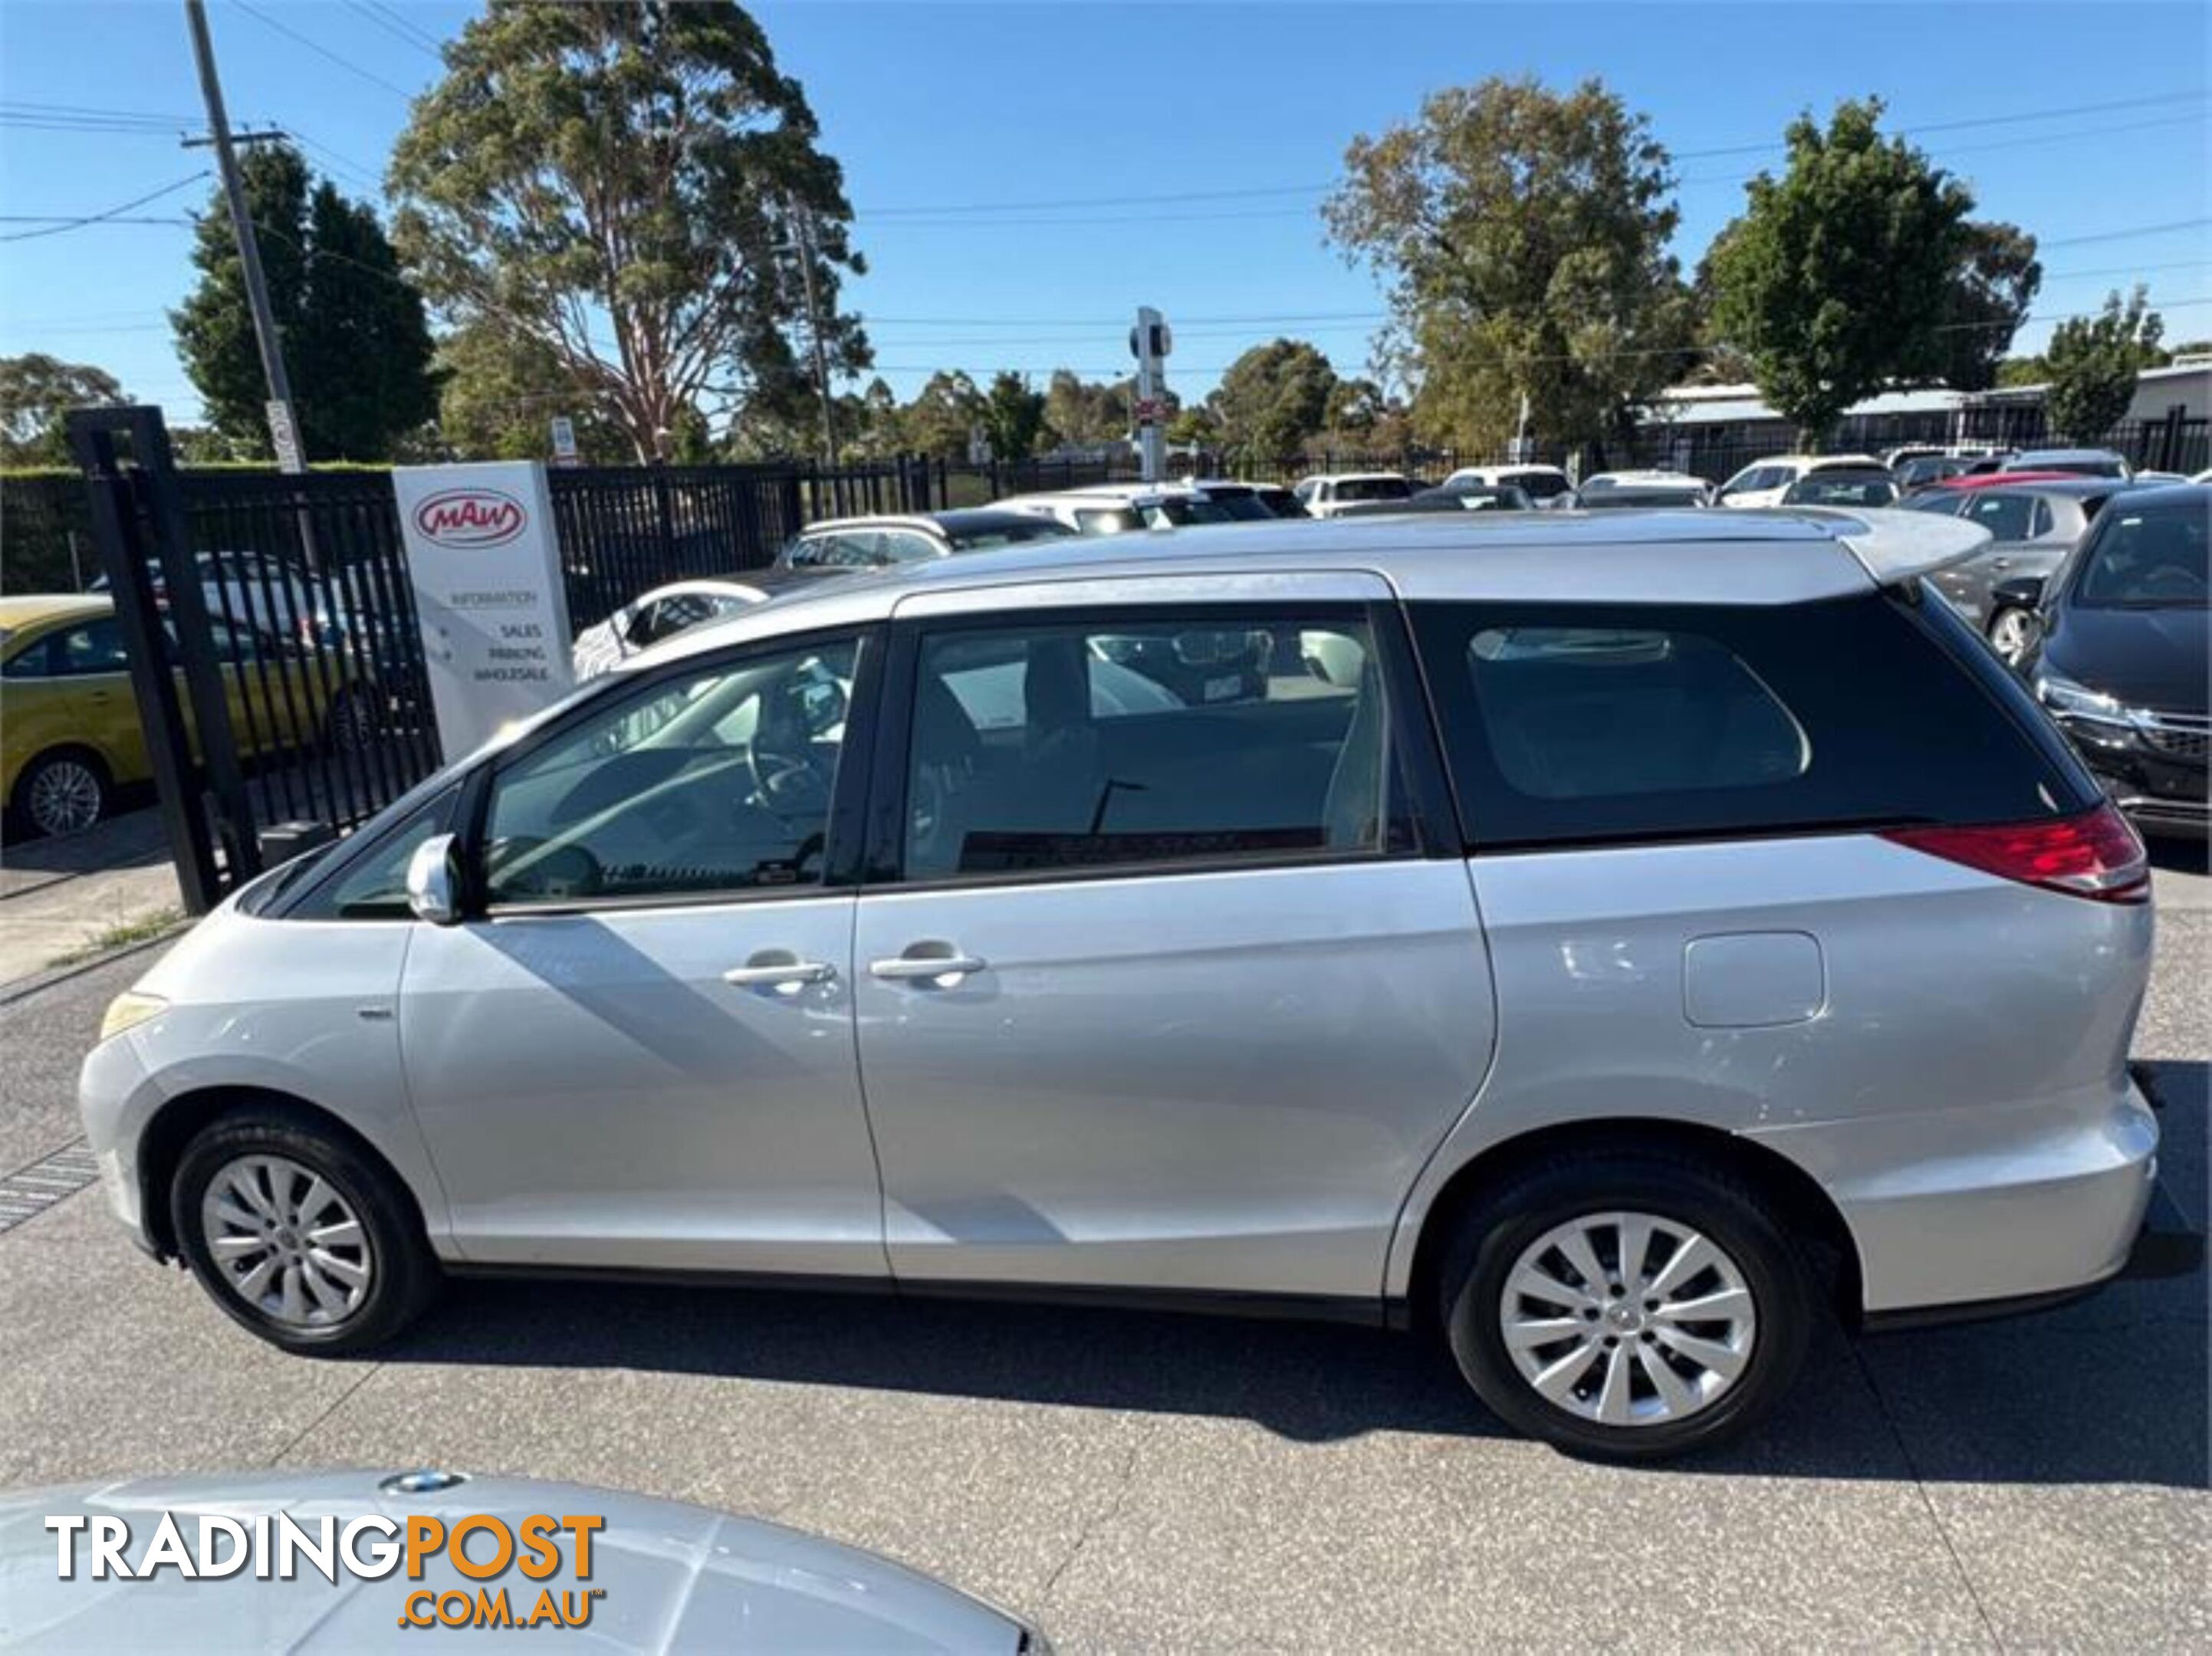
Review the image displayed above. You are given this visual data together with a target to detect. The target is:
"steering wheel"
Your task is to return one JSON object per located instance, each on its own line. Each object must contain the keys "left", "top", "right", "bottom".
{"left": 748, "top": 741, "right": 830, "bottom": 816}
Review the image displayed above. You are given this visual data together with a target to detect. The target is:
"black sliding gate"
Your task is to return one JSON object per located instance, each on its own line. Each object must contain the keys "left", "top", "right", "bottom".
{"left": 68, "top": 407, "right": 936, "bottom": 912}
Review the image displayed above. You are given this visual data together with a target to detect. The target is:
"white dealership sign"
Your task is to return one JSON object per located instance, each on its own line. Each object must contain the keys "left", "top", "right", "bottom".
{"left": 393, "top": 461, "right": 574, "bottom": 757}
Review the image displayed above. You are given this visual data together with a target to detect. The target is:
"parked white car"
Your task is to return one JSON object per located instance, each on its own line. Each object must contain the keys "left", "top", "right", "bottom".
{"left": 1715, "top": 454, "right": 1885, "bottom": 509}
{"left": 1001, "top": 482, "right": 1242, "bottom": 534}
{"left": 570, "top": 578, "right": 779, "bottom": 681}
{"left": 1577, "top": 469, "right": 1712, "bottom": 502}
{"left": 1441, "top": 464, "right": 1574, "bottom": 508}
{"left": 2004, "top": 448, "right": 2134, "bottom": 480}
{"left": 1291, "top": 472, "right": 1417, "bottom": 518}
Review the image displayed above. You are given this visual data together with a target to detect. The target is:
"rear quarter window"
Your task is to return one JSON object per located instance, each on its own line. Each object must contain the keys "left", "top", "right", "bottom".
{"left": 1414, "top": 593, "right": 2098, "bottom": 849}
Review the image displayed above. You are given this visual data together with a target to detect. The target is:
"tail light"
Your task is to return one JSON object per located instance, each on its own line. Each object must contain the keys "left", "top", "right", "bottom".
{"left": 1881, "top": 801, "right": 2149, "bottom": 904}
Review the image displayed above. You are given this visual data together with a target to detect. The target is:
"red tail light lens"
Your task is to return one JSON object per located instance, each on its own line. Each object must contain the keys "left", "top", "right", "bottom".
{"left": 1881, "top": 802, "right": 2149, "bottom": 903}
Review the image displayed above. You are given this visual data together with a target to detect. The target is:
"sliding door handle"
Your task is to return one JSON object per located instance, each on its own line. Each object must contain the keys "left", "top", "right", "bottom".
{"left": 869, "top": 945, "right": 987, "bottom": 984}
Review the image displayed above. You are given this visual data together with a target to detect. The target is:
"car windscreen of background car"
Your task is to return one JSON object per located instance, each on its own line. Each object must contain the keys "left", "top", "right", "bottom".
{"left": 1414, "top": 592, "right": 2099, "bottom": 849}
{"left": 1195, "top": 491, "right": 1276, "bottom": 521}
{"left": 1515, "top": 473, "right": 1572, "bottom": 501}
{"left": 946, "top": 519, "right": 1077, "bottom": 551}
{"left": 1790, "top": 478, "right": 1898, "bottom": 506}
{"left": 2073, "top": 501, "right": 2210, "bottom": 608}
{"left": 1336, "top": 478, "right": 1413, "bottom": 502}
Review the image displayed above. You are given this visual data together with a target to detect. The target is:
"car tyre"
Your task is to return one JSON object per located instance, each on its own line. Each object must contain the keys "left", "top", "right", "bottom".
{"left": 1438, "top": 1152, "right": 1812, "bottom": 1462}
{"left": 172, "top": 1105, "right": 439, "bottom": 1355}
{"left": 323, "top": 688, "right": 375, "bottom": 754}
{"left": 14, "top": 748, "right": 110, "bottom": 838}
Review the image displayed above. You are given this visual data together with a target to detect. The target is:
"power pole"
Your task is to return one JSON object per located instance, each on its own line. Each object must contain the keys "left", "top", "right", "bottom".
{"left": 182, "top": 0, "right": 306, "bottom": 478}
{"left": 790, "top": 202, "right": 838, "bottom": 469}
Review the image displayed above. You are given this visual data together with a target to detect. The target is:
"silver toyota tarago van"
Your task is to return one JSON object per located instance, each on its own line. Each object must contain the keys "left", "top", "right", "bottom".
{"left": 81, "top": 510, "right": 2183, "bottom": 1460}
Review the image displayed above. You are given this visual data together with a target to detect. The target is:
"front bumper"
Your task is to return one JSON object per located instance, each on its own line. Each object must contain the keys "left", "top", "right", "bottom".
{"left": 77, "top": 1027, "right": 164, "bottom": 1255}
{"left": 2052, "top": 711, "right": 2209, "bottom": 833}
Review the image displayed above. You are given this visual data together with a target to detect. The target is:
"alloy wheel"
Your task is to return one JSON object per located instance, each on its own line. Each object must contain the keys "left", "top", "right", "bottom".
{"left": 199, "top": 1154, "right": 374, "bottom": 1329}
{"left": 1988, "top": 609, "right": 2034, "bottom": 665}
{"left": 25, "top": 758, "right": 102, "bottom": 836}
{"left": 1498, "top": 1211, "right": 1757, "bottom": 1428}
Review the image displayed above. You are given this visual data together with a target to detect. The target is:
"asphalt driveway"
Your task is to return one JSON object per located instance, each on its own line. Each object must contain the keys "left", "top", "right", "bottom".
{"left": 0, "top": 853, "right": 2204, "bottom": 1650}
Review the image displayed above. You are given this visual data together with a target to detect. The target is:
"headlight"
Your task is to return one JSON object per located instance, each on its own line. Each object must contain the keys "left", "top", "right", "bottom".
{"left": 98, "top": 991, "right": 168, "bottom": 1043}
{"left": 2034, "top": 668, "right": 2130, "bottom": 726}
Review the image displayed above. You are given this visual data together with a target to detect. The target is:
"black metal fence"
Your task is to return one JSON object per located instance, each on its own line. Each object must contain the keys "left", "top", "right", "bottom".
{"left": 63, "top": 410, "right": 975, "bottom": 909}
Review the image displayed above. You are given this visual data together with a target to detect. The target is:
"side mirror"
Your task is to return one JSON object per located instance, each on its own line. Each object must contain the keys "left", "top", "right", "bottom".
{"left": 1991, "top": 576, "right": 2046, "bottom": 611}
{"left": 406, "top": 833, "right": 462, "bottom": 926}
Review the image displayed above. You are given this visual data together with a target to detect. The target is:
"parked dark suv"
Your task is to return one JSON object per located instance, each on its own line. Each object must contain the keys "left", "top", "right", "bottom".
{"left": 2011, "top": 484, "right": 2209, "bottom": 836}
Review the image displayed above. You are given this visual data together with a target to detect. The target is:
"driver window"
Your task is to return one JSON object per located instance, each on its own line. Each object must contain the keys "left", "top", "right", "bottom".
{"left": 480, "top": 636, "right": 860, "bottom": 905}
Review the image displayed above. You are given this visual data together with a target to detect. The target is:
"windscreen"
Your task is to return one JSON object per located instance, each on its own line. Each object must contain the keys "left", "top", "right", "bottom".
{"left": 2073, "top": 499, "right": 2209, "bottom": 608}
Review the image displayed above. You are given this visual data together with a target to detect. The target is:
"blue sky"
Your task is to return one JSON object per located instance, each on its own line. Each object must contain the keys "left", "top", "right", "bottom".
{"left": 2, "top": 0, "right": 2207, "bottom": 426}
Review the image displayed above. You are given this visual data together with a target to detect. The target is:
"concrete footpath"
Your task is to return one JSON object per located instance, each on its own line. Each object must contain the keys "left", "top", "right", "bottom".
{"left": 0, "top": 808, "right": 180, "bottom": 990}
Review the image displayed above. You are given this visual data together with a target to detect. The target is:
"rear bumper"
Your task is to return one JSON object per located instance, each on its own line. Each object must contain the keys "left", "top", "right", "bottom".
{"left": 1862, "top": 1180, "right": 2203, "bottom": 1331}
{"left": 1749, "top": 1080, "right": 2163, "bottom": 1316}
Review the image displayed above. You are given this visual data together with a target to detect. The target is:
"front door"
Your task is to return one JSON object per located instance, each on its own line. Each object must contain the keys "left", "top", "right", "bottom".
{"left": 853, "top": 588, "right": 1496, "bottom": 1303}
{"left": 400, "top": 629, "right": 889, "bottom": 1276}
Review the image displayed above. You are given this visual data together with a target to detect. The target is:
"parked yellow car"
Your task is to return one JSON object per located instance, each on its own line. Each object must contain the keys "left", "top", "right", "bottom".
{"left": 1, "top": 594, "right": 372, "bottom": 837}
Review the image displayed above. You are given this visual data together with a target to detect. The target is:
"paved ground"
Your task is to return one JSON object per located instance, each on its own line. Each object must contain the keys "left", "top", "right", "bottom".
{"left": 0, "top": 806, "right": 179, "bottom": 989}
{"left": 0, "top": 847, "right": 2204, "bottom": 1650}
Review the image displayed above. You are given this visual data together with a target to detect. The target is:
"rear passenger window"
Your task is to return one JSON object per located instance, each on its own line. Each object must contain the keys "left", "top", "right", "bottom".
{"left": 1417, "top": 595, "right": 2098, "bottom": 849}
{"left": 1961, "top": 494, "right": 2032, "bottom": 541}
{"left": 902, "top": 613, "right": 1409, "bottom": 880}
{"left": 1467, "top": 627, "right": 1808, "bottom": 800}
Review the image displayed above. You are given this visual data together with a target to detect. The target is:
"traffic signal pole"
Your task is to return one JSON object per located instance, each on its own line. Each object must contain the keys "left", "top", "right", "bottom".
{"left": 1131, "top": 306, "right": 1170, "bottom": 483}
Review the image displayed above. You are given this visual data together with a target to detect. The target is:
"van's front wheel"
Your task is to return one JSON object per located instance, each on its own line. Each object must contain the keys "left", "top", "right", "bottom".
{"left": 1439, "top": 1155, "right": 1811, "bottom": 1461}
{"left": 172, "top": 1106, "right": 439, "bottom": 1355}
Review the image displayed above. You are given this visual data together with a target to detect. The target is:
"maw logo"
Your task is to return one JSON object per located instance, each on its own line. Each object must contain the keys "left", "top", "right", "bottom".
{"left": 412, "top": 487, "right": 528, "bottom": 550}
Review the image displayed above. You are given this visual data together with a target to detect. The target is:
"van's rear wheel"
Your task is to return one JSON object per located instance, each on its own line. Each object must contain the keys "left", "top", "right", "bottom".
{"left": 1439, "top": 1155, "right": 1810, "bottom": 1461}
{"left": 172, "top": 1106, "right": 438, "bottom": 1355}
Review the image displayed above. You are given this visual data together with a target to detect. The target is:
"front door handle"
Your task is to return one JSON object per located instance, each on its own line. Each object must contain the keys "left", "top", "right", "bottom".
{"left": 869, "top": 944, "right": 987, "bottom": 984}
{"left": 721, "top": 951, "right": 835, "bottom": 992}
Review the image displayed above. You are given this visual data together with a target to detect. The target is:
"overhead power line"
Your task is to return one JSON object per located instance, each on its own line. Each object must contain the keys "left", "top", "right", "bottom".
{"left": 229, "top": 0, "right": 419, "bottom": 99}
{"left": 342, "top": 0, "right": 442, "bottom": 61}
{"left": 853, "top": 87, "right": 2207, "bottom": 219}
{"left": 363, "top": 0, "right": 445, "bottom": 54}
{"left": 0, "top": 172, "right": 208, "bottom": 243}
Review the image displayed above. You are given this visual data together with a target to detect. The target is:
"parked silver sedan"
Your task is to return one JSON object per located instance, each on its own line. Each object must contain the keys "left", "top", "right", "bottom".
{"left": 1908, "top": 479, "right": 2137, "bottom": 661}
{"left": 81, "top": 508, "right": 2183, "bottom": 1461}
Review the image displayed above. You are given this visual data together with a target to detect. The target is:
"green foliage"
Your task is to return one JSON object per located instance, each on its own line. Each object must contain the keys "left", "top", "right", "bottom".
{"left": 1707, "top": 99, "right": 1974, "bottom": 443}
{"left": 1938, "top": 221, "right": 2042, "bottom": 393}
{"left": 1326, "top": 76, "right": 1695, "bottom": 452}
{"left": 978, "top": 371, "right": 1050, "bottom": 463}
{"left": 1165, "top": 404, "right": 1218, "bottom": 447}
{"left": 172, "top": 143, "right": 439, "bottom": 462}
{"left": 1209, "top": 338, "right": 1336, "bottom": 464}
{"left": 291, "top": 184, "right": 443, "bottom": 458}
{"left": 899, "top": 370, "right": 982, "bottom": 460}
{"left": 0, "top": 354, "right": 125, "bottom": 465}
{"left": 435, "top": 320, "right": 626, "bottom": 462}
{"left": 1044, "top": 371, "right": 1129, "bottom": 445}
{"left": 390, "top": 0, "right": 866, "bottom": 463}
{"left": 2044, "top": 287, "right": 2164, "bottom": 442}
